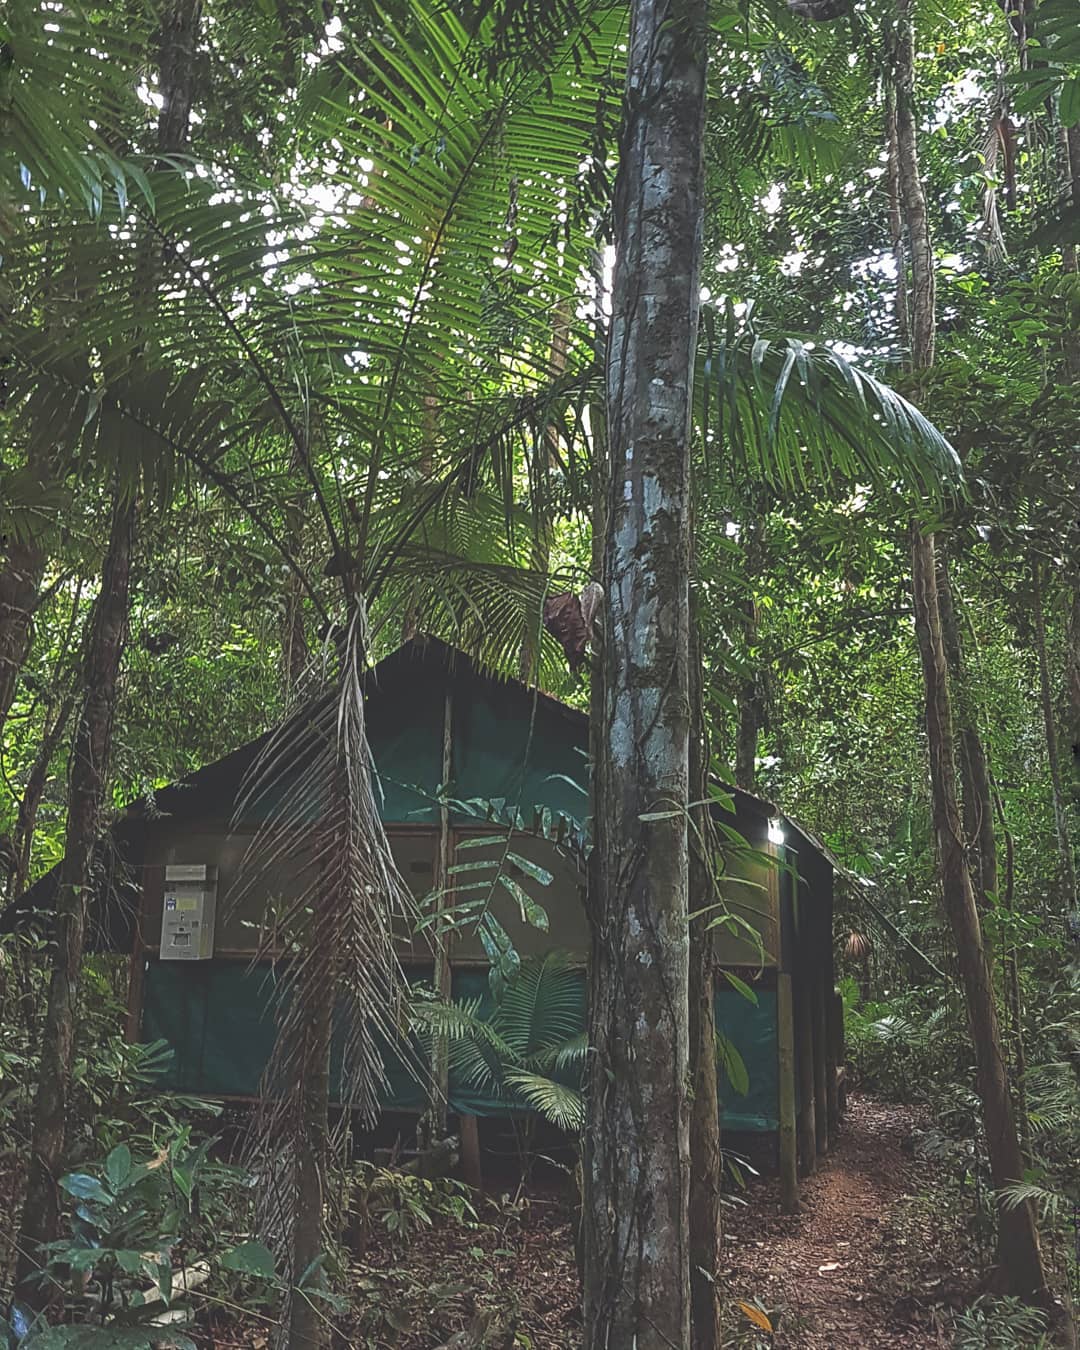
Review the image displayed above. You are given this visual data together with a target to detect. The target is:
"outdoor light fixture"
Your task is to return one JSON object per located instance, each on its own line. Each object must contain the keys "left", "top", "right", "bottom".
{"left": 768, "top": 818, "right": 786, "bottom": 846}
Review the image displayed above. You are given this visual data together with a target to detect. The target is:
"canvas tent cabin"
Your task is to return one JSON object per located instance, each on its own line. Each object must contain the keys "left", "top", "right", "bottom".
{"left": 3, "top": 636, "right": 842, "bottom": 1190}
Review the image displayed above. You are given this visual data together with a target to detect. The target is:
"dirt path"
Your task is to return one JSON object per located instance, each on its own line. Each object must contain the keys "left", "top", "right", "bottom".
{"left": 723, "top": 1093, "right": 957, "bottom": 1347}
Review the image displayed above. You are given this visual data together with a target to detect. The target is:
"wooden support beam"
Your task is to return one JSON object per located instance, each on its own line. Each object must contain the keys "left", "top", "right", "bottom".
{"left": 459, "top": 1113, "right": 482, "bottom": 1191}
{"left": 826, "top": 987, "right": 844, "bottom": 1137}
{"left": 427, "top": 685, "right": 455, "bottom": 1141}
{"left": 812, "top": 969, "right": 829, "bottom": 1156}
{"left": 795, "top": 973, "right": 816, "bottom": 1175}
{"left": 776, "top": 972, "right": 799, "bottom": 1214}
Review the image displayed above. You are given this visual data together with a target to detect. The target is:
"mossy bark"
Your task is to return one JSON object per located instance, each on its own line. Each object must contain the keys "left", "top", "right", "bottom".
{"left": 582, "top": 0, "right": 706, "bottom": 1342}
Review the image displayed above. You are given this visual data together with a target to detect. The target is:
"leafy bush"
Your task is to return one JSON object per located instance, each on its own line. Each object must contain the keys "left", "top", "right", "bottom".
{"left": 952, "top": 1295, "right": 1050, "bottom": 1349}
{"left": 348, "top": 1163, "right": 478, "bottom": 1244}
{"left": 9, "top": 1129, "right": 269, "bottom": 1345}
{"left": 841, "top": 982, "right": 967, "bottom": 1101}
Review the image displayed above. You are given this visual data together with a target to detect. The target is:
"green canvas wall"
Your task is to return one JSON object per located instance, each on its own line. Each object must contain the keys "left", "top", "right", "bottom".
{"left": 141, "top": 960, "right": 780, "bottom": 1130}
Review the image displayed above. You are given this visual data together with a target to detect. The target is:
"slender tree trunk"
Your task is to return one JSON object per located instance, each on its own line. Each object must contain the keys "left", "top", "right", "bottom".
{"left": 734, "top": 518, "right": 763, "bottom": 793}
{"left": 1061, "top": 126, "right": 1080, "bottom": 378}
{"left": 911, "top": 530, "right": 1049, "bottom": 1300}
{"left": 937, "top": 553, "right": 998, "bottom": 904}
{"left": 286, "top": 944, "right": 333, "bottom": 1350}
{"left": 8, "top": 579, "right": 85, "bottom": 904}
{"left": 1032, "top": 565, "right": 1078, "bottom": 917}
{"left": 8, "top": 691, "right": 77, "bottom": 905}
{"left": 13, "top": 0, "right": 201, "bottom": 1308}
{"left": 689, "top": 610, "right": 722, "bottom": 1350}
{"left": 0, "top": 525, "right": 45, "bottom": 745}
{"left": 1067, "top": 585, "right": 1080, "bottom": 817}
{"left": 892, "top": 0, "right": 1061, "bottom": 1321}
{"left": 886, "top": 88, "right": 910, "bottom": 359}
{"left": 14, "top": 491, "right": 135, "bottom": 1305}
{"left": 520, "top": 300, "right": 571, "bottom": 682}
{"left": 583, "top": 0, "right": 706, "bottom": 1341}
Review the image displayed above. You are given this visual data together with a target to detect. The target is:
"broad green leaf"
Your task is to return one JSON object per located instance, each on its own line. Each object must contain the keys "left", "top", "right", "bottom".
{"left": 721, "top": 970, "right": 759, "bottom": 1005}
{"left": 105, "top": 1144, "right": 131, "bottom": 1191}
{"left": 220, "top": 1240, "right": 276, "bottom": 1280}
{"left": 59, "top": 1173, "right": 109, "bottom": 1203}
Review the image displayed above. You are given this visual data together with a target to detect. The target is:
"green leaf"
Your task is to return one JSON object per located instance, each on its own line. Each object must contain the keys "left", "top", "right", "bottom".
{"left": 105, "top": 1145, "right": 132, "bottom": 1191}
{"left": 59, "top": 1173, "right": 109, "bottom": 1203}
{"left": 716, "top": 1032, "right": 750, "bottom": 1097}
{"left": 220, "top": 1240, "right": 276, "bottom": 1280}
{"left": 498, "top": 874, "right": 549, "bottom": 931}
{"left": 721, "top": 970, "right": 759, "bottom": 1005}
{"left": 505, "top": 851, "right": 554, "bottom": 887}
{"left": 1061, "top": 74, "right": 1080, "bottom": 126}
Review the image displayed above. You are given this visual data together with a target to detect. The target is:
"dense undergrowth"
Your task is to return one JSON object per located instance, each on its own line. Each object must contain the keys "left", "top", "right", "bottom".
{"left": 2, "top": 934, "right": 1077, "bottom": 1347}
{"left": 841, "top": 960, "right": 1080, "bottom": 1335}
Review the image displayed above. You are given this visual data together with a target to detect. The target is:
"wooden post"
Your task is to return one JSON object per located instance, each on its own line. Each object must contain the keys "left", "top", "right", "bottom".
{"left": 459, "top": 1113, "right": 482, "bottom": 1190}
{"left": 428, "top": 684, "right": 455, "bottom": 1139}
{"left": 812, "top": 968, "right": 829, "bottom": 1156}
{"left": 795, "top": 973, "right": 816, "bottom": 1175}
{"left": 124, "top": 868, "right": 150, "bottom": 1043}
{"left": 826, "top": 988, "right": 843, "bottom": 1136}
{"left": 776, "top": 972, "right": 799, "bottom": 1214}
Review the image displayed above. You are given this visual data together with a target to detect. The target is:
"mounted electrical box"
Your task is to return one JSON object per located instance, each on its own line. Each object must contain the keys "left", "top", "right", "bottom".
{"left": 160, "top": 863, "right": 217, "bottom": 960}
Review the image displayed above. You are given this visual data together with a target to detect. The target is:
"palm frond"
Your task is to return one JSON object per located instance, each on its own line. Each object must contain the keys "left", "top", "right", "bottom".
{"left": 496, "top": 949, "right": 585, "bottom": 1061}
{"left": 228, "top": 609, "right": 416, "bottom": 1275}
{"left": 503, "top": 1069, "right": 584, "bottom": 1131}
{"left": 1, "top": 0, "right": 153, "bottom": 217}
{"left": 700, "top": 320, "right": 962, "bottom": 498}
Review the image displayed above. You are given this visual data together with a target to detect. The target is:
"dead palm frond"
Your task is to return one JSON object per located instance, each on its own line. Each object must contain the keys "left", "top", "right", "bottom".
{"left": 228, "top": 607, "right": 418, "bottom": 1317}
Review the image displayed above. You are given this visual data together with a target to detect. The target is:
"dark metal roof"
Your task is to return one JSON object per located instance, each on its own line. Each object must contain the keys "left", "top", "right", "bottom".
{"left": 1, "top": 634, "right": 830, "bottom": 933}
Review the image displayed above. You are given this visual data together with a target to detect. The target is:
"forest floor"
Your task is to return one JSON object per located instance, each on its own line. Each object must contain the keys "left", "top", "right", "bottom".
{"left": 196, "top": 1093, "right": 974, "bottom": 1348}
{"left": 721, "top": 1093, "right": 972, "bottom": 1346}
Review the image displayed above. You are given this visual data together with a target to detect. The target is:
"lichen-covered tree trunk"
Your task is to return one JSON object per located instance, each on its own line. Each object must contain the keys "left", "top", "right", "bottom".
{"left": 583, "top": 0, "right": 706, "bottom": 1342}
{"left": 14, "top": 491, "right": 135, "bottom": 1305}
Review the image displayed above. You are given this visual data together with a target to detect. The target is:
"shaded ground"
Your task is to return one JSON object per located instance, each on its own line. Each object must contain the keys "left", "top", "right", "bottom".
{"left": 199, "top": 1093, "right": 970, "bottom": 1347}
{"left": 2, "top": 1094, "right": 971, "bottom": 1346}
{"left": 722, "top": 1093, "right": 972, "bottom": 1346}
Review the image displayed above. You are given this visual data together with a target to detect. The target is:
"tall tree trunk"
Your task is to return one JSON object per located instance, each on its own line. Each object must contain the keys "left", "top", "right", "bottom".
{"left": 1067, "top": 585, "right": 1080, "bottom": 818}
{"left": 14, "top": 491, "right": 135, "bottom": 1305}
{"left": 911, "top": 530, "right": 1049, "bottom": 1302}
{"left": 734, "top": 517, "right": 763, "bottom": 793}
{"left": 286, "top": 941, "right": 333, "bottom": 1350}
{"left": 937, "top": 553, "right": 998, "bottom": 905}
{"left": 688, "top": 605, "right": 722, "bottom": 1350}
{"left": 12, "top": 0, "right": 201, "bottom": 1309}
{"left": 1032, "top": 565, "right": 1079, "bottom": 918}
{"left": 583, "top": 0, "right": 706, "bottom": 1342}
{"left": 0, "top": 505, "right": 46, "bottom": 744}
{"left": 892, "top": 0, "right": 1061, "bottom": 1320}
